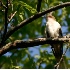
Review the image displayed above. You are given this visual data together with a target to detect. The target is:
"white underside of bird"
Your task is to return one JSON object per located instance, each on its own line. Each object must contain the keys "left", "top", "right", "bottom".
{"left": 46, "top": 17, "right": 61, "bottom": 38}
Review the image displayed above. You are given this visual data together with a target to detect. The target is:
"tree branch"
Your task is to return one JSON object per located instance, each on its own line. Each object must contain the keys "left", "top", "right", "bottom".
{"left": 3, "top": 2, "right": 70, "bottom": 42}
{"left": 37, "top": 0, "right": 42, "bottom": 12}
{"left": 1, "top": 0, "right": 8, "bottom": 44}
{"left": 8, "top": 11, "right": 17, "bottom": 22}
{"left": 0, "top": 37, "right": 70, "bottom": 56}
{"left": 0, "top": 1, "right": 6, "bottom": 8}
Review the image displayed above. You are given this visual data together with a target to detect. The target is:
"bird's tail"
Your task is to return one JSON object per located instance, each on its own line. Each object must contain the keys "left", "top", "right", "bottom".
{"left": 51, "top": 43, "right": 63, "bottom": 61}
{"left": 51, "top": 43, "right": 65, "bottom": 68}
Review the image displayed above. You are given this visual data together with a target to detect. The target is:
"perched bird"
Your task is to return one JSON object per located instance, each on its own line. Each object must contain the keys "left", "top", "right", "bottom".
{"left": 46, "top": 13, "right": 63, "bottom": 68}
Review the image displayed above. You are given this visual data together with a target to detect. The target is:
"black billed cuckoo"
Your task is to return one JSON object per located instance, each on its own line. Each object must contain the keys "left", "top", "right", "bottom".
{"left": 46, "top": 13, "right": 64, "bottom": 68}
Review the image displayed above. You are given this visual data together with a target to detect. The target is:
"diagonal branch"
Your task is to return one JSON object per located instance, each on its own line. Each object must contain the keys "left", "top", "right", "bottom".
{"left": 0, "top": 0, "right": 6, "bottom": 8}
{"left": 0, "top": 37, "right": 70, "bottom": 56}
{"left": 3, "top": 2, "right": 70, "bottom": 42}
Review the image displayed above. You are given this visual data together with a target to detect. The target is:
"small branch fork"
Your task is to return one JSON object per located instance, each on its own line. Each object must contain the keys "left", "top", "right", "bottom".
{"left": 0, "top": 0, "right": 17, "bottom": 45}
{"left": 8, "top": 11, "right": 17, "bottom": 22}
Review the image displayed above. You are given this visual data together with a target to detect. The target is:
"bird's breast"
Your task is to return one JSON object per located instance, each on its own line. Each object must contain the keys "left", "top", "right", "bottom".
{"left": 47, "top": 22, "right": 60, "bottom": 37}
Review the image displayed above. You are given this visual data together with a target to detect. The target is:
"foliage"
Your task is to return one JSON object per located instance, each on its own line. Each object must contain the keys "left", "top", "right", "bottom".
{"left": 0, "top": 0, "right": 70, "bottom": 69}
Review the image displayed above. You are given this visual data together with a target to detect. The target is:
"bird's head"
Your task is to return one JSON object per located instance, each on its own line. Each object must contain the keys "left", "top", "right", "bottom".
{"left": 46, "top": 12, "right": 56, "bottom": 20}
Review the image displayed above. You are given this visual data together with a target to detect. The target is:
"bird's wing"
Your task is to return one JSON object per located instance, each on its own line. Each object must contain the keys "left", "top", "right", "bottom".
{"left": 45, "top": 24, "right": 50, "bottom": 38}
{"left": 46, "top": 30, "right": 50, "bottom": 38}
{"left": 59, "top": 28, "right": 63, "bottom": 37}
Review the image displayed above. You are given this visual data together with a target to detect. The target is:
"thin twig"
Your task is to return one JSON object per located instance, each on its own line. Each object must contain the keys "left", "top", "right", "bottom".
{"left": 0, "top": 1, "right": 7, "bottom": 8}
{"left": 3, "top": 2, "right": 70, "bottom": 42}
{"left": 38, "top": 60, "right": 43, "bottom": 69}
{"left": 8, "top": 11, "right": 17, "bottom": 22}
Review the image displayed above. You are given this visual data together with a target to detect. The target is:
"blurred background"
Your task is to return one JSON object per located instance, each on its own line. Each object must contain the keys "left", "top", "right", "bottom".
{"left": 0, "top": 0, "right": 70, "bottom": 69}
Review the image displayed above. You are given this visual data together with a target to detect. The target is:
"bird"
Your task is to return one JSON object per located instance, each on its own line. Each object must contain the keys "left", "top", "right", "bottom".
{"left": 46, "top": 12, "right": 63, "bottom": 68}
